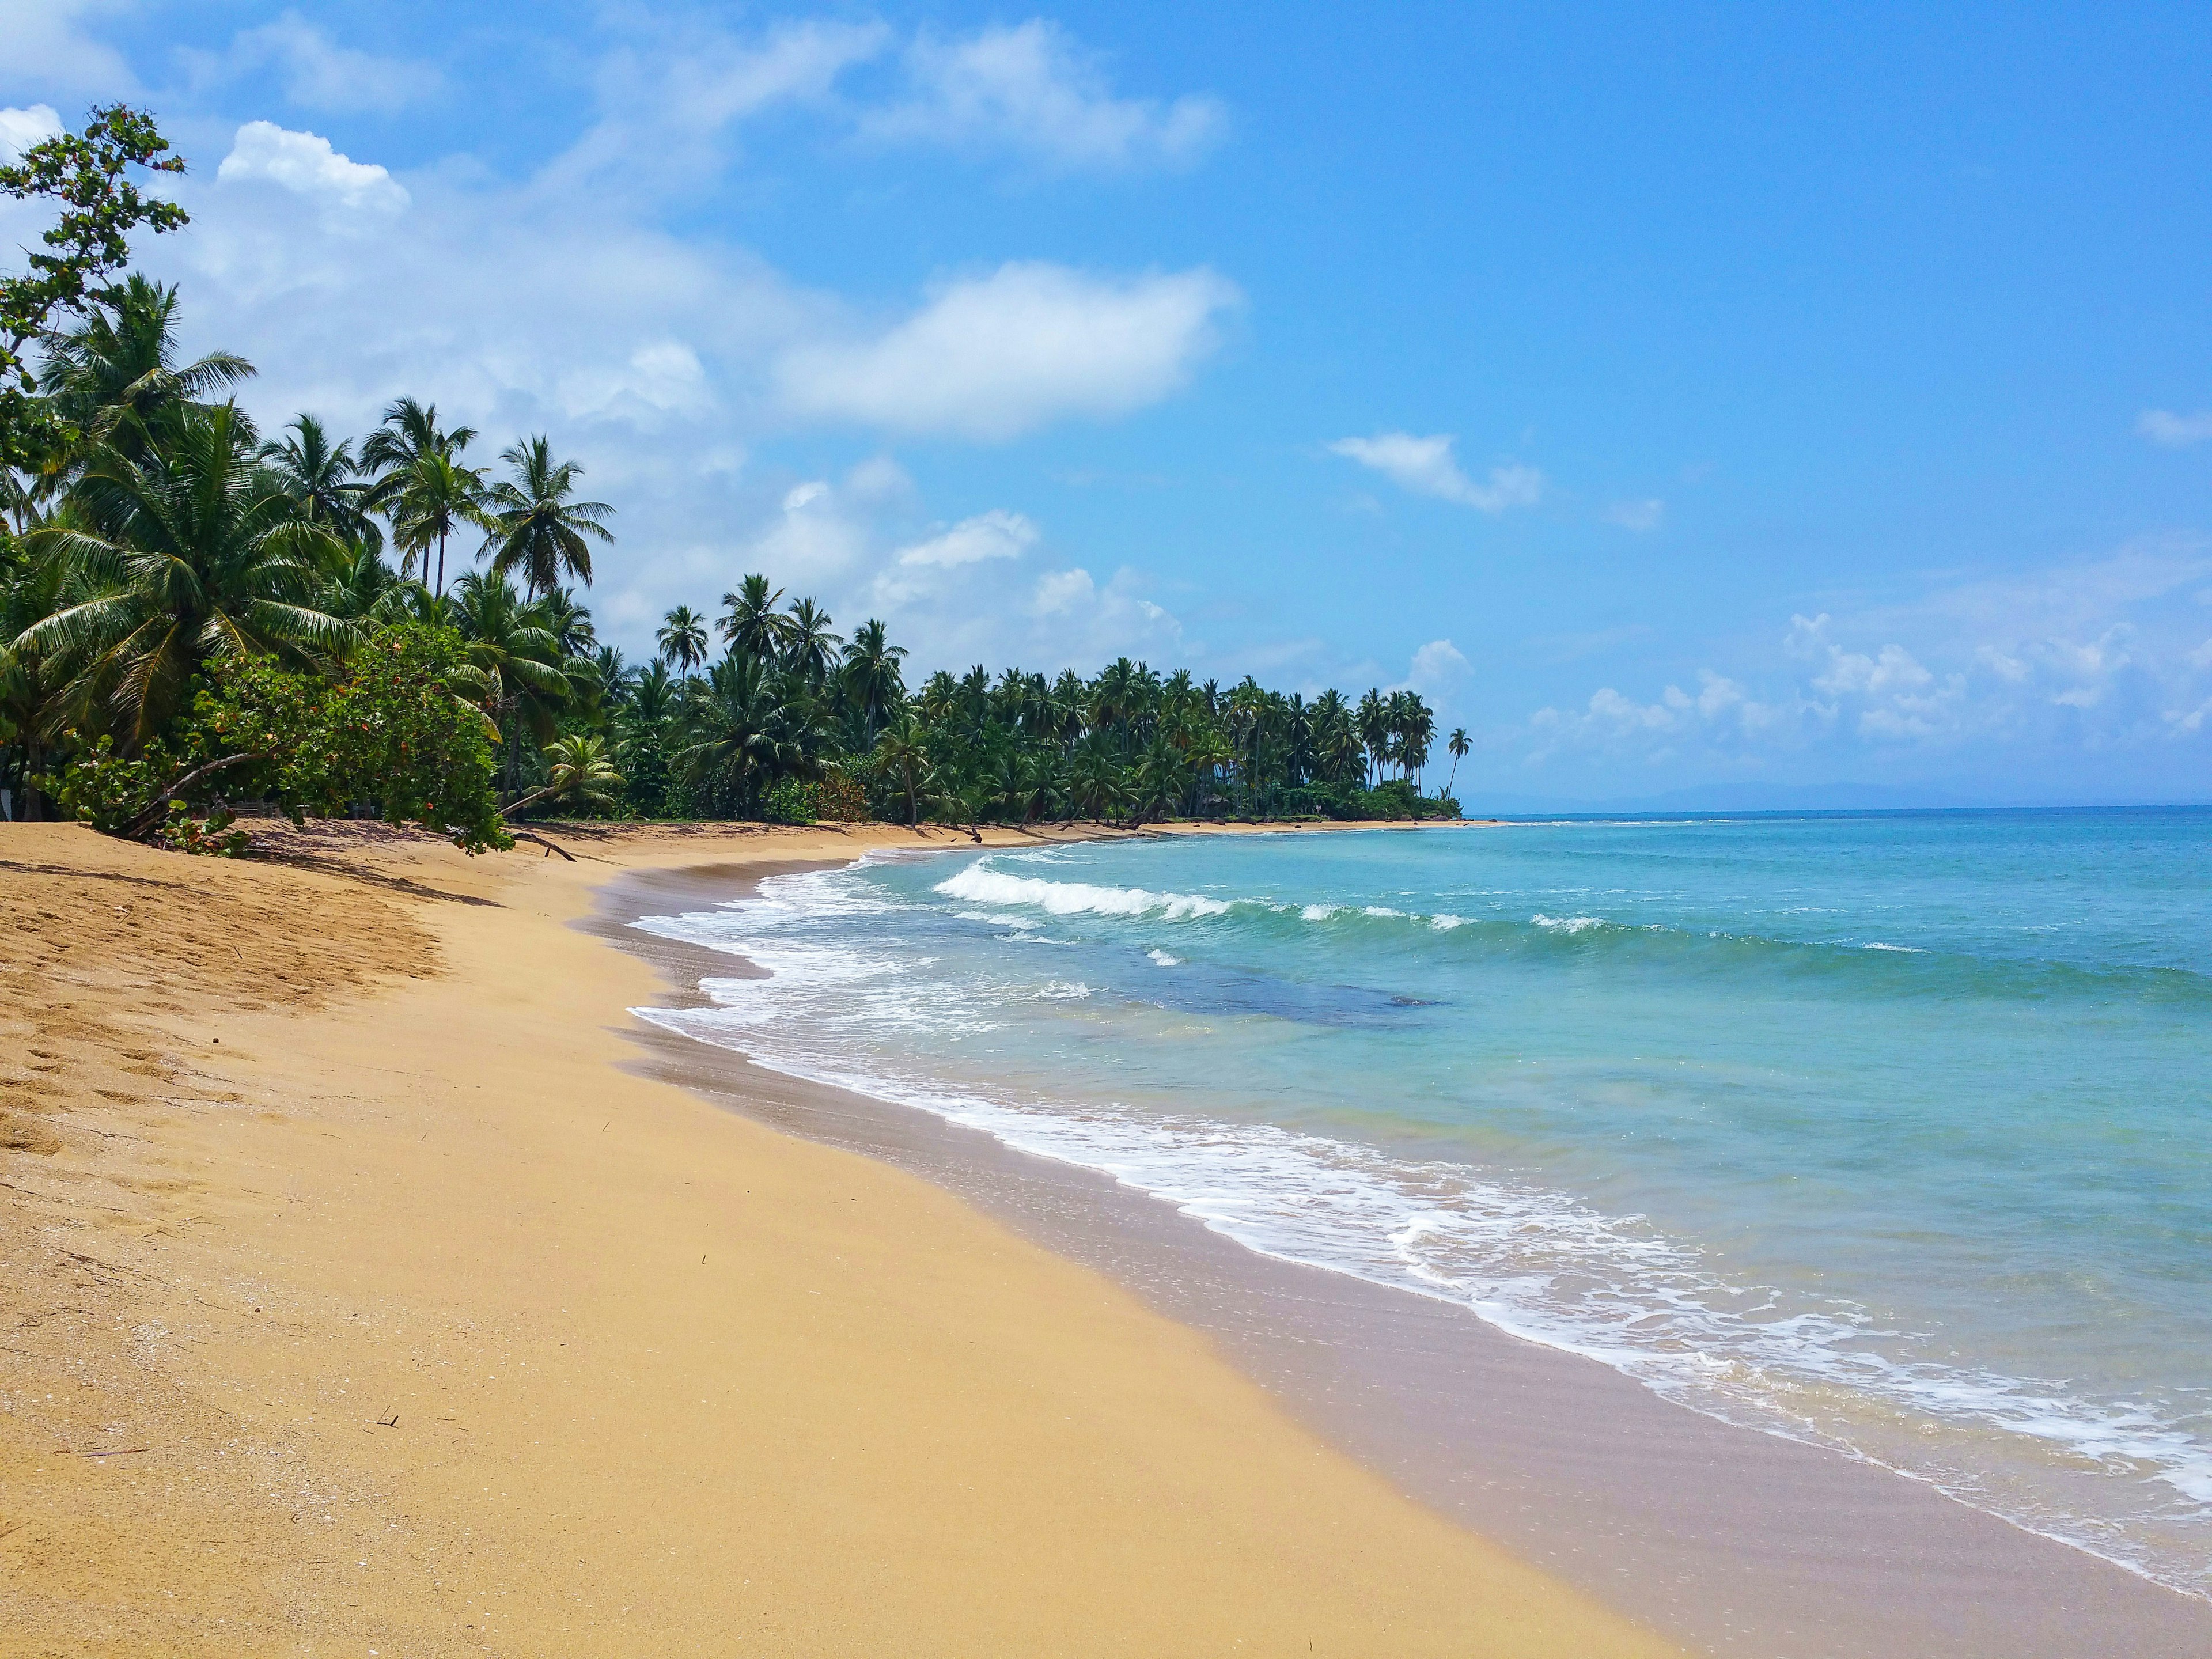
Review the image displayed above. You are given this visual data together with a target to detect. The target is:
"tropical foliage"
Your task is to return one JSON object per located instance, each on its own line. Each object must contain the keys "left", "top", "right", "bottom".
{"left": 0, "top": 108, "right": 1465, "bottom": 846}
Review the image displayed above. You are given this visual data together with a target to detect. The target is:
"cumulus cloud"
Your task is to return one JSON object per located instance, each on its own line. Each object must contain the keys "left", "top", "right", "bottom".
{"left": 1404, "top": 638, "right": 1472, "bottom": 698}
{"left": 896, "top": 509, "right": 1040, "bottom": 568}
{"left": 1604, "top": 497, "right": 1665, "bottom": 531}
{"left": 0, "top": 103, "right": 65, "bottom": 162}
{"left": 776, "top": 262, "right": 1239, "bottom": 440}
{"left": 861, "top": 20, "right": 1224, "bottom": 171}
{"left": 1327, "top": 432, "right": 1543, "bottom": 512}
{"left": 2138, "top": 409, "right": 2212, "bottom": 448}
{"left": 191, "top": 12, "right": 442, "bottom": 114}
{"left": 217, "top": 121, "right": 409, "bottom": 213}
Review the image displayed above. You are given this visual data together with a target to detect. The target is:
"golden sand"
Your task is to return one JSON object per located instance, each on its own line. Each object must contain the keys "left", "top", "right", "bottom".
{"left": 0, "top": 819, "right": 1673, "bottom": 1656}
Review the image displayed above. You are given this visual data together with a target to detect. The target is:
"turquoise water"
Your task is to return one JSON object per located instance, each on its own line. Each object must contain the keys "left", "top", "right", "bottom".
{"left": 635, "top": 809, "right": 2212, "bottom": 1594}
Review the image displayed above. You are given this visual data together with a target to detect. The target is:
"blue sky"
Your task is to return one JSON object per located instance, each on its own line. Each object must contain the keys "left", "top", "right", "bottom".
{"left": 5, "top": 2, "right": 2211, "bottom": 805}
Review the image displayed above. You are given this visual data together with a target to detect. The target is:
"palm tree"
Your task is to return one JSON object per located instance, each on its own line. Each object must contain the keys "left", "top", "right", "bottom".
{"left": 448, "top": 570, "right": 574, "bottom": 796}
{"left": 719, "top": 573, "right": 794, "bottom": 662}
{"left": 1069, "top": 734, "right": 1127, "bottom": 823}
{"left": 785, "top": 596, "right": 837, "bottom": 685}
{"left": 262, "top": 414, "right": 380, "bottom": 550}
{"left": 657, "top": 604, "right": 708, "bottom": 676}
{"left": 873, "top": 714, "right": 930, "bottom": 827}
{"left": 627, "top": 658, "right": 676, "bottom": 724}
{"left": 361, "top": 396, "right": 474, "bottom": 486}
{"left": 1446, "top": 727, "right": 1469, "bottom": 798}
{"left": 1356, "top": 688, "right": 1388, "bottom": 785}
{"left": 839, "top": 618, "right": 906, "bottom": 745}
{"left": 39, "top": 275, "right": 255, "bottom": 465}
{"left": 683, "top": 649, "right": 820, "bottom": 817}
{"left": 505, "top": 733, "right": 623, "bottom": 819}
{"left": 20, "top": 402, "right": 351, "bottom": 748}
{"left": 324, "top": 544, "right": 414, "bottom": 623}
{"left": 388, "top": 450, "right": 488, "bottom": 599}
{"left": 0, "top": 534, "right": 75, "bottom": 817}
{"left": 481, "top": 435, "right": 613, "bottom": 597}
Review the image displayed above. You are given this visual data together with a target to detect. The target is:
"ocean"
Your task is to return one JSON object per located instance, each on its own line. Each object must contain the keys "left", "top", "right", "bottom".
{"left": 632, "top": 808, "right": 2212, "bottom": 1597}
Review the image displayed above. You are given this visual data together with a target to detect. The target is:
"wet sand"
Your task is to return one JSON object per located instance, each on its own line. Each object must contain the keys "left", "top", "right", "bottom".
{"left": 593, "top": 854, "right": 2212, "bottom": 1659}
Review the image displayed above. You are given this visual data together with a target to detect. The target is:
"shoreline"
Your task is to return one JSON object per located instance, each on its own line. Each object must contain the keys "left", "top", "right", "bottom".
{"left": 1, "top": 819, "right": 1675, "bottom": 1655}
{"left": 593, "top": 839, "right": 2212, "bottom": 1658}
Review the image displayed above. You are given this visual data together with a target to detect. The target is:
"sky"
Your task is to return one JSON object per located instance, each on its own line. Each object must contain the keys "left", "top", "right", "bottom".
{"left": 5, "top": 1, "right": 2211, "bottom": 806}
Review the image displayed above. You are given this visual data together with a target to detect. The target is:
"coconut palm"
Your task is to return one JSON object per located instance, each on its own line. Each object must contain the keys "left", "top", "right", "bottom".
{"left": 656, "top": 604, "right": 709, "bottom": 676}
{"left": 481, "top": 435, "right": 613, "bottom": 597}
{"left": 1446, "top": 727, "right": 1469, "bottom": 797}
{"left": 323, "top": 544, "right": 414, "bottom": 623}
{"left": 873, "top": 714, "right": 930, "bottom": 827}
{"left": 262, "top": 414, "right": 380, "bottom": 551}
{"left": 38, "top": 275, "right": 255, "bottom": 465}
{"left": 0, "top": 534, "right": 77, "bottom": 817}
{"left": 839, "top": 618, "right": 907, "bottom": 745}
{"left": 20, "top": 402, "right": 350, "bottom": 748}
{"left": 387, "top": 450, "right": 488, "bottom": 599}
{"left": 505, "top": 733, "right": 623, "bottom": 819}
{"left": 683, "top": 649, "right": 820, "bottom": 816}
{"left": 361, "top": 396, "right": 474, "bottom": 486}
{"left": 785, "top": 596, "right": 838, "bottom": 685}
{"left": 448, "top": 570, "right": 574, "bottom": 796}
{"left": 718, "top": 573, "right": 794, "bottom": 662}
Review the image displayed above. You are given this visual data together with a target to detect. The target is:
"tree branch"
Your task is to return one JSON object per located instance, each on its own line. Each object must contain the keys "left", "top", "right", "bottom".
{"left": 120, "top": 752, "right": 263, "bottom": 840}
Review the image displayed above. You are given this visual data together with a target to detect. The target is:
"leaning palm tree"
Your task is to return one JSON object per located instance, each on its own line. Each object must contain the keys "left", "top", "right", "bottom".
{"left": 657, "top": 604, "right": 709, "bottom": 676}
{"left": 480, "top": 435, "right": 613, "bottom": 597}
{"left": 261, "top": 414, "right": 380, "bottom": 551}
{"left": 20, "top": 402, "right": 350, "bottom": 749}
{"left": 388, "top": 450, "right": 488, "bottom": 599}
{"left": 504, "top": 733, "right": 623, "bottom": 819}
{"left": 1446, "top": 728, "right": 1469, "bottom": 797}
{"left": 39, "top": 275, "right": 255, "bottom": 467}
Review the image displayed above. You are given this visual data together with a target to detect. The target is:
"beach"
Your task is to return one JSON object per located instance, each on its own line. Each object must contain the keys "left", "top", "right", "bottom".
{"left": 0, "top": 819, "right": 1674, "bottom": 1656}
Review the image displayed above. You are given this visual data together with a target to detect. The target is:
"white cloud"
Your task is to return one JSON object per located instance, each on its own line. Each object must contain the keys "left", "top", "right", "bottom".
{"left": 1404, "top": 638, "right": 1472, "bottom": 696}
{"left": 550, "top": 18, "right": 894, "bottom": 194}
{"left": 195, "top": 12, "right": 441, "bottom": 114}
{"left": 1604, "top": 497, "right": 1665, "bottom": 532}
{"left": 217, "top": 121, "right": 409, "bottom": 213}
{"left": 2138, "top": 409, "right": 2212, "bottom": 448}
{"left": 1327, "top": 432, "right": 1543, "bottom": 513}
{"left": 0, "top": 1, "right": 134, "bottom": 95}
{"left": 1525, "top": 544, "right": 2212, "bottom": 782}
{"left": 861, "top": 21, "right": 1224, "bottom": 171}
{"left": 0, "top": 103, "right": 64, "bottom": 162}
{"left": 897, "top": 509, "right": 1039, "bottom": 568}
{"left": 777, "top": 262, "right": 1238, "bottom": 440}
{"left": 1033, "top": 567, "right": 1094, "bottom": 615}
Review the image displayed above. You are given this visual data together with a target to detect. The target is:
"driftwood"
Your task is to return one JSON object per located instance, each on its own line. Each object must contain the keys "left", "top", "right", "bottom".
{"left": 509, "top": 830, "right": 575, "bottom": 862}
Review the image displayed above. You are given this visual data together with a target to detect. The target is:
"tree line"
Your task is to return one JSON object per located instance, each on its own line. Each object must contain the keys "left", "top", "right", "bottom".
{"left": 0, "top": 107, "right": 1466, "bottom": 849}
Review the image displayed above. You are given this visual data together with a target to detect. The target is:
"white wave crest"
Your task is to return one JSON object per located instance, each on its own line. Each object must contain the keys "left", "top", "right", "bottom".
{"left": 1532, "top": 912, "right": 1605, "bottom": 933}
{"left": 937, "top": 862, "right": 1232, "bottom": 919}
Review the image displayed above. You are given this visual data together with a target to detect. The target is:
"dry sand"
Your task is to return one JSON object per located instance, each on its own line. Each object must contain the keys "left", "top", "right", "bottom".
{"left": 0, "top": 818, "right": 1675, "bottom": 1657}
